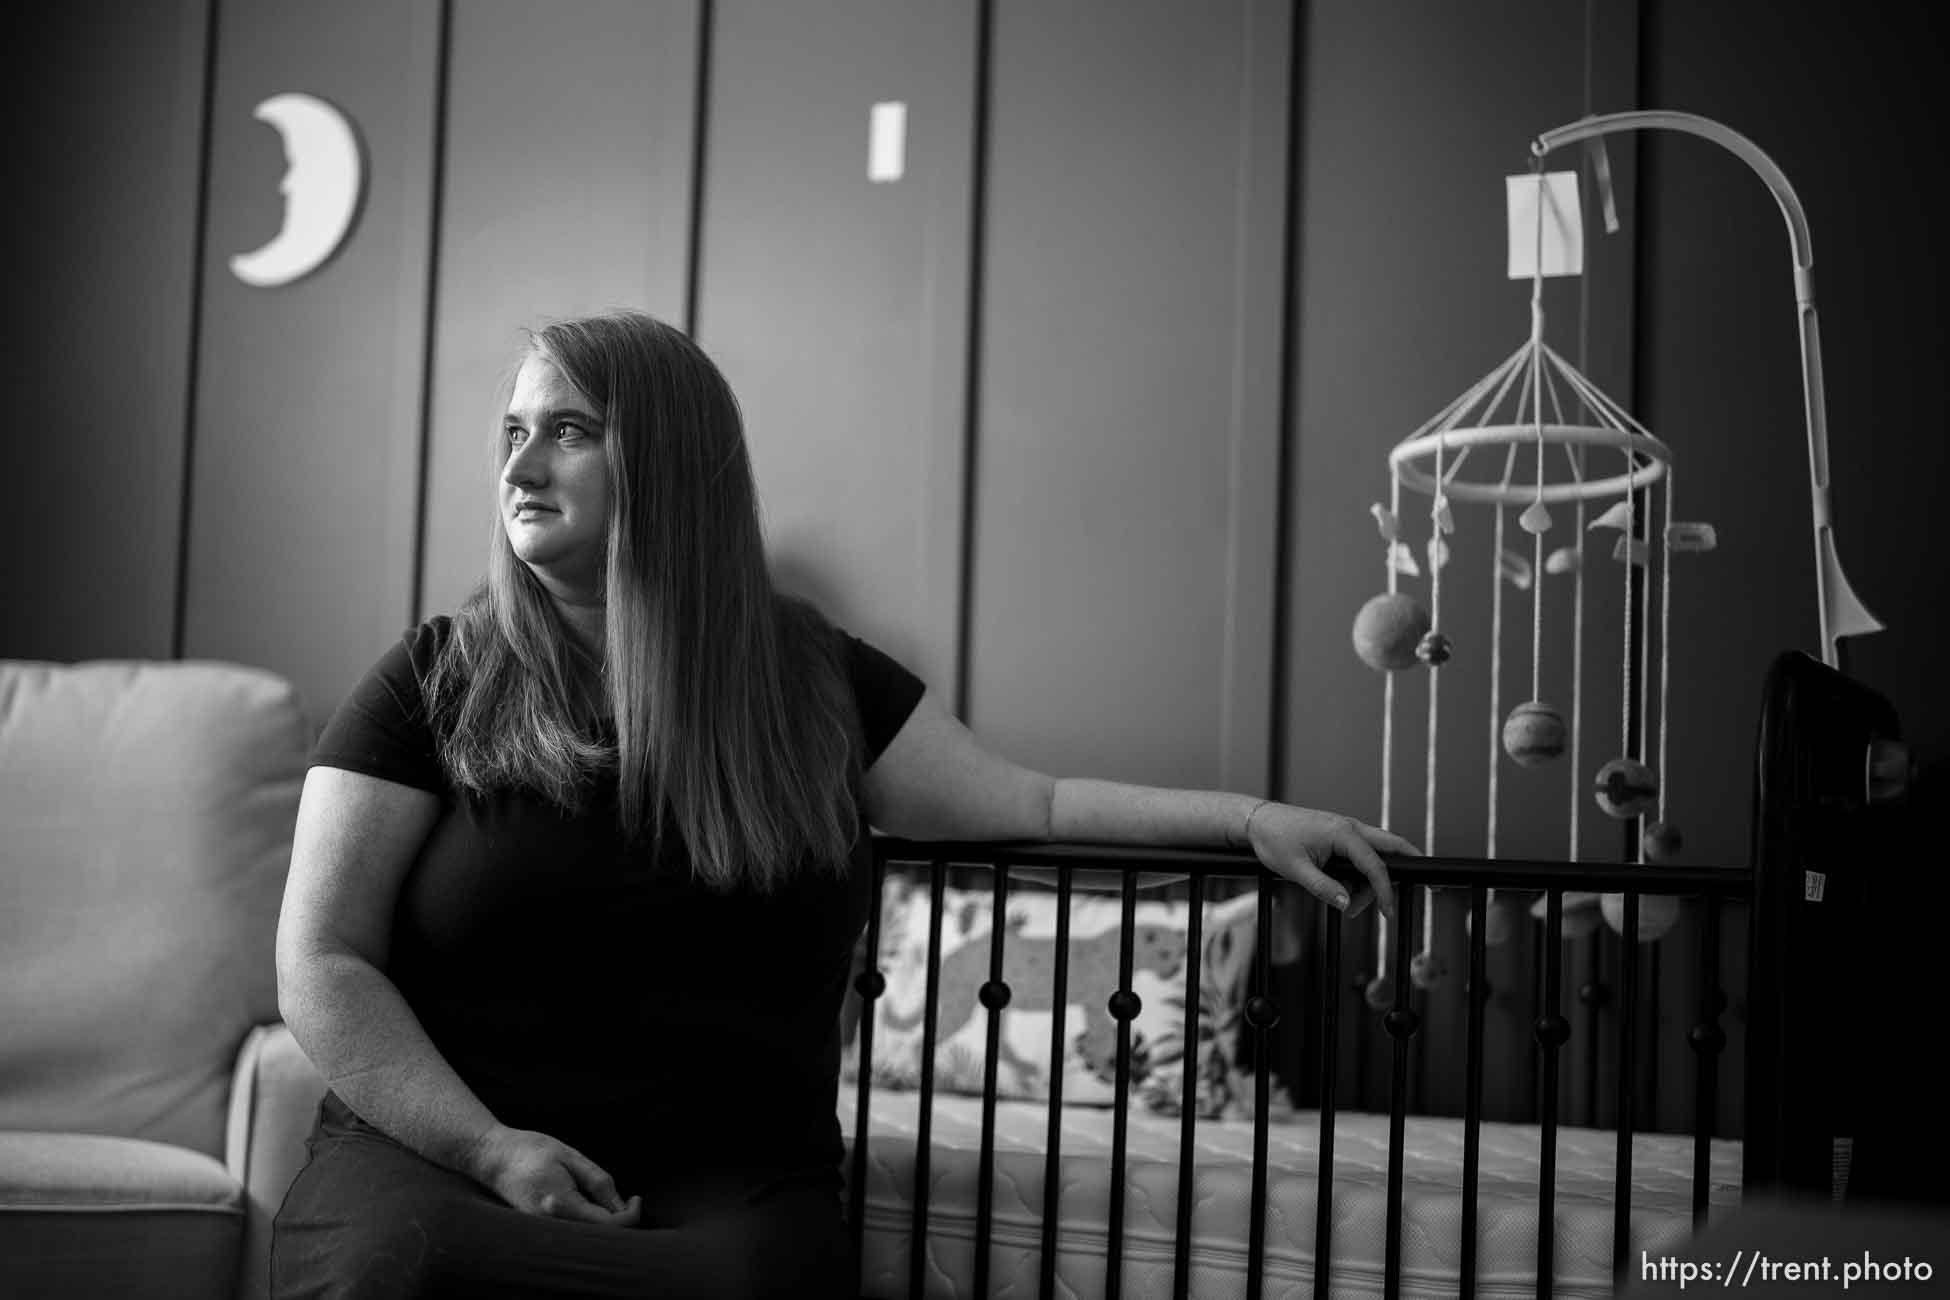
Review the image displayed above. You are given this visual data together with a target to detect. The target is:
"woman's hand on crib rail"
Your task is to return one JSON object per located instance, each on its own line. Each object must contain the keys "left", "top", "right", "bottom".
{"left": 1242, "top": 802, "right": 1413, "bottom": 920}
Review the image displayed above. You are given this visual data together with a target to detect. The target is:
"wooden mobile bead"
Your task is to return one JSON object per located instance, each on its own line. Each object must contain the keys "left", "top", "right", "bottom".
{"left": 1642, "top": 821, "right": 1684, "bottom": 863}
{"left": 1415, "top": 630, "right": 1453, "bottom": 667}
{"left": 1502, "top": 700, "right": 1566, "bottom": 766}
{"left": 1409, "top": 950, "right": 1448, "bottom": 989}
{"left": 1593, "top": 757, "right": 1659, "bottom": 819}
{"left": 1352, "top": 592, "right": 1431, "bottom": 672}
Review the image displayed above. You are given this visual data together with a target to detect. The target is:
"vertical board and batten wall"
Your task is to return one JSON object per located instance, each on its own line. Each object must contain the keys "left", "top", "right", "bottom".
{"left": 967, "top": 0, "right": 1288, "bottom": 796}
{"left": 8, "top": 0, "right": 209, "bottom": 663}
{"left": 698, "top": 0, "right": 976, "bottom": 697}
{"left": 21, "top": 0, "right": 1945, "bottom": 1136}
{"left": 418, "top": 0, "right": 701, "bottom": 624}
{"left": 184, "top": 0, "right": 440, "bottom": 726}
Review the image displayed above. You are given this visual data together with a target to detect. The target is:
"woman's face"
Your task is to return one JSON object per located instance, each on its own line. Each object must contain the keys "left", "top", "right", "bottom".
{"left": 500, "top": 355, "right": 611, "bottom": 601}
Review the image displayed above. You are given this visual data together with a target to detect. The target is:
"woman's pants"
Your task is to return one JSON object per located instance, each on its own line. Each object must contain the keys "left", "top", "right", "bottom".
{"left": 270, "top": 1094, "right": 857, "bottom": 1299}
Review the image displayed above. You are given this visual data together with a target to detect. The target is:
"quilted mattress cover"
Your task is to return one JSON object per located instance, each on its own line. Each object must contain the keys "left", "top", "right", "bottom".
{"left": 839, "top": 1084, "right": 1740, "bottom": 1299}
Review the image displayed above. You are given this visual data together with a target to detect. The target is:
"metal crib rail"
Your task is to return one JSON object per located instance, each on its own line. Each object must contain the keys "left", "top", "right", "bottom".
{"left": 851, "top": 840, "right": 1750, "bottom": 1300}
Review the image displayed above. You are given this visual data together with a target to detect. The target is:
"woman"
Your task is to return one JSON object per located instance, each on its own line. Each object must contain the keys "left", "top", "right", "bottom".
{"left": 271, "top": 310, "right": 1410, "bottom": 1299}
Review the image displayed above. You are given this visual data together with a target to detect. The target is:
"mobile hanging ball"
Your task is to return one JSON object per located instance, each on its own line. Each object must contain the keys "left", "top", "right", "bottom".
{"left": 1532, "top": 890, "right": 1604, "bottom": 939}
{"left": 1364, "top": 972, "right": 1395, "bottom": 1011}
{"left": 1642, "top": 821, "right": 1683, "bottom": 863}
{"left": 1415, "top": 630, "right": 1453, "bottom": 667}
{"left": 1502, "top": 700, "right": 1566, "bottom": 766}
{"left": 1466, "top": 894, "right": 1522, "bottom": 947}
{"left": 1594, "top": 757, "right": 1659, "bottom": 819}
{"left": 1602, "top": 892, "right": 1681, "bottom": 942}
{"left": 1352, "top": 593, "right": 1431, "bottom": 672}
{"left": 1410, "top": 950, "right": 1448, "bottom": 990}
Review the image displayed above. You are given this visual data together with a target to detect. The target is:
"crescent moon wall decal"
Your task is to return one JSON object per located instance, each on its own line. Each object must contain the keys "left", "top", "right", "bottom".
{"left": 229, "top": 92, "right": 365, "bottom": 288}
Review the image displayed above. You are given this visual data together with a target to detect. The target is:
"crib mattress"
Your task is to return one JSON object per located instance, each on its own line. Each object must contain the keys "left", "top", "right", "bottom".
{"left": 839, "top": 1085, "right": 1740, "bottom": 1299}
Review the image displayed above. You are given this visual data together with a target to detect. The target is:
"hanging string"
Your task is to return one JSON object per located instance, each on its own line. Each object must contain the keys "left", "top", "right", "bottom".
{"left": 1658, "top": 466, "right": 1675, "bottom": 825}
{"left": 1637, "top": 477, "right": 1656, "bottom": 865}
{"left": 1382, "top": 471, "right": 1403, "bottom": 836}
{"left": 1403, "top": 341, "right": 1530, "bottom": 444}
{"left": 1530, "top": 445, "right": 1547, "bottom": 704}
{"left": 1562, "top": 441, "right": 1589, "bottom": 864}
{"left": 1423, "top": 424, "right": 1446, "bottom": 968}
{"left": 1484, "top": 444, "right": 1522, "bottom": 942}
{"left": 1475, "top": 342, "right": 1538, "bottom": 437}
{"left": 1373, "top": 904, "right": 1391, "bottom": 998}
{"left": 1376, "top": 471, "right": 1403, "bottom": 999}
{"left": 1486, "top": 445, "right": 1520, "bottom": 859}
{"left": 1620, "top": 447, "right": 1635, "bottom": 798}
{"left": 1541, "top": 343, "right": 1656, "bottom": 437}
{"left": 1529, "top": 173, "right": 1549, "bottom": 708}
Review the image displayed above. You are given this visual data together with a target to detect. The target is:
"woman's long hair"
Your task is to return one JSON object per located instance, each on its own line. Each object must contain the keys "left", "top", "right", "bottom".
{"left": 424, "top": 311, "right": 863, "bottom": 892}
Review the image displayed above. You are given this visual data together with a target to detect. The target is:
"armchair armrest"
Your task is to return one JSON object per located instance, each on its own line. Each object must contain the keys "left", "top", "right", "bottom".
{"left": 225, "top": 1023, "right": 328, "bottom": 1300}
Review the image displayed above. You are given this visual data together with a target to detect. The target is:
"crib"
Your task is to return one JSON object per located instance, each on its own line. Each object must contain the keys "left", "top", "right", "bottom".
{"left": 834, "top": 649, "right": 1911, "bottom": 1299}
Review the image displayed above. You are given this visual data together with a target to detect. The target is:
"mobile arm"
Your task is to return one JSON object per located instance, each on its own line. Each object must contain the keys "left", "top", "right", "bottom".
{"left": 1531, "top": 111, "right": 1883, "bottom": 672}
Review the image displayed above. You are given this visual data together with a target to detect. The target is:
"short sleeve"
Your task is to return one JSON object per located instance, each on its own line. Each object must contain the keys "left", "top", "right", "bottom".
{"left": 839, "top": 631, "right": 925, "bottom": 771}
{"left": 310, "top": 618, "right": 451, "bottom": 793}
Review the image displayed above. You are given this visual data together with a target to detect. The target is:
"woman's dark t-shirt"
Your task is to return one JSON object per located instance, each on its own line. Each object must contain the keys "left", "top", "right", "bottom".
{"left": 309, "top": 616, "right": 924, "bottom": 1193}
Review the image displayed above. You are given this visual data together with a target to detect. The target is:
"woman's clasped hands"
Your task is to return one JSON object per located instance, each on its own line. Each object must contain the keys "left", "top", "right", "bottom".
{"left": 469, "top": 1123, "right": 643, "bottom": 1227}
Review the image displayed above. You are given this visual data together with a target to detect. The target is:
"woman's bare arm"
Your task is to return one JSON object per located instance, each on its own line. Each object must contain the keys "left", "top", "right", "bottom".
{"left": 862, "top": 688, "right": 1410, "bottom": 913}
{"left": 275, "top": 766, "right": 498, "bottom": 1176}
{"left": 277, "top": 766, "right": 640, "bottom": 1223}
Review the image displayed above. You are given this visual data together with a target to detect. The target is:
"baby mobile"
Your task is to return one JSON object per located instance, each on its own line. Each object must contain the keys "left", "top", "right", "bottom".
{"left": 1349, "top": 164, "right": 1719, "bottom": 1004}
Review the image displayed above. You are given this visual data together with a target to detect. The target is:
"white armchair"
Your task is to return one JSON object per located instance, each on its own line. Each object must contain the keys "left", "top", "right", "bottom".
{"left": 0, "top": 660, "right": 328, "bottom": 1300}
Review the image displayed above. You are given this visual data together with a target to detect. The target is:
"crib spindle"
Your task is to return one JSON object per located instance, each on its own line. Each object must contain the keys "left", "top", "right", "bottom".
{"left": 849, "top": 854, "right": 889, "bottom": 1282}
{"left": 1535, "top": 889, "right": 1570, "bottom": 1300}
{"left": 973, "top": 864, "right": 1012, "bottom": 1300}
{"left": 1312, "top": 904, "right": 1344, "bottom": 1300}
{"left": 1383, "top": 884, "right": 1421, "bottom": 1300}
{"left": 1037, "top": 867, "right": 1073, "bottom": 1300}
{"left": 1611, "top": 891, "right": 1643, "bottom": 1285}
{"left": 1461, "top": 885, "right": 1490, "bottom": 1300}
{"left": 1246, "top": 882, "right": 1280, "bottom": 1300}
{"left": 1104, "top": 874, "right": 1141, "bottom": 1300}
{"left": 908, "top": 867, "right": 949, "bottom": 1300}
{"left": 1690, "top": 895, "right": 1726, "bottom": 1227}
{"left": 1580, "top": 944, "right": 1607, "bottom": 1128}
{"left": 1170, "top": 873, "right": 1207, "bottom": 1300}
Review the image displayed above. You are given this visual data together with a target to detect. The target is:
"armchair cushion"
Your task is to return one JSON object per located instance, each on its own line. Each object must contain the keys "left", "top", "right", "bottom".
{"left": 0, "top": 1130, "right": 243, "bottom": 1300}
{"left": 0, "top": 660, "right": 308, "bottom": 1161}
